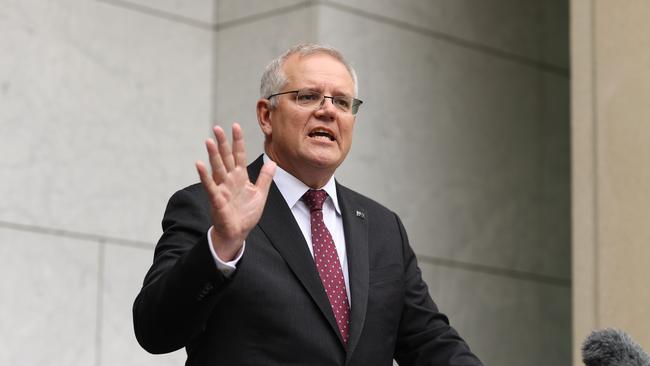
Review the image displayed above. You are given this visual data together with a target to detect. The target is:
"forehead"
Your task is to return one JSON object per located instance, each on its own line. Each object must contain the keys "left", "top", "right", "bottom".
{"left": 282, "top": 53, "right": 355, "bottom": 94}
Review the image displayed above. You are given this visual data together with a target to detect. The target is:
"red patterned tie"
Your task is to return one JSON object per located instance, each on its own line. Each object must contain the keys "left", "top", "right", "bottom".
{"left": 302, "top": 189, "right": 350, "bottom": 345}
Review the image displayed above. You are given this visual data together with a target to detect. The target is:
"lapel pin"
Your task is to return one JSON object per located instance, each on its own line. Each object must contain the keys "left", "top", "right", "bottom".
{"left": 355, "top": 210, "right": 366, "bottom": 219}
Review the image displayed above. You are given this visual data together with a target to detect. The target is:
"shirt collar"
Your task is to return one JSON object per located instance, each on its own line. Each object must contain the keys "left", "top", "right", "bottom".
{"left": 264, "top": 154, "right": 340, "bottom": 214}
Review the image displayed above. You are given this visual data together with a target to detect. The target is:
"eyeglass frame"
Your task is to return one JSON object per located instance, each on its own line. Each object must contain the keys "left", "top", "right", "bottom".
{"left": 266, "top": 89, "right": 363, "bottom": 115}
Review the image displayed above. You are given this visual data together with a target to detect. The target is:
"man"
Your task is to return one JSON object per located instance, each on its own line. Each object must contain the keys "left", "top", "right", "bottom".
{"left": 133, "top": 43, "right": 483, "bottom": 365}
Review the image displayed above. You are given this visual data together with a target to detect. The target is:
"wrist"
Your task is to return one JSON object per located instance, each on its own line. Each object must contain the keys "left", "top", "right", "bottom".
{"left": 210, "top": 228, "right": 244, "bottom": 262}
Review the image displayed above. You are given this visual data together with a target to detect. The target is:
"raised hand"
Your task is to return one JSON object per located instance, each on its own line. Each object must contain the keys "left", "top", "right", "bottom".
{"left": 195, "top": 123, "right": 276, "bottom": 261}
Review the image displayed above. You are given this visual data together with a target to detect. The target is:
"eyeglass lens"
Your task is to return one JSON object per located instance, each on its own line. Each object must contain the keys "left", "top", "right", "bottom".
{"left": 295, "top": 90, "right": 360, "bottom": 115}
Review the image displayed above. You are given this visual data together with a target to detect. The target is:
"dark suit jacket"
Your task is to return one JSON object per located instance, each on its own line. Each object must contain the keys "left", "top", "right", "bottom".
{"left": 133, "top": 156, "right": 482, "bottom": 366}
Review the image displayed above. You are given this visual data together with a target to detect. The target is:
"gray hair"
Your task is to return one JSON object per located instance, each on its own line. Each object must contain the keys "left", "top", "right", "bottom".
{"left": 260, "top": 43, "right": 359, "bottom": 108}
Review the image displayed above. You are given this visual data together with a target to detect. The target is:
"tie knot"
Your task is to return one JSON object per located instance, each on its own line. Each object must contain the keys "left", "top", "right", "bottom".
{"left": 302, "top": 189, "right": 328, "bottom": 212}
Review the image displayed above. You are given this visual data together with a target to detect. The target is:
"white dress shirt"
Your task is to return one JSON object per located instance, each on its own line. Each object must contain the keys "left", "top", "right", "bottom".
{"left": 207, "top": 155, "right": 350, "bottom": 301}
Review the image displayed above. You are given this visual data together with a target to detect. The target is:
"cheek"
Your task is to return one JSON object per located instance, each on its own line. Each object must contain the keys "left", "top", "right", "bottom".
{"left": 340, "top": 121, "right": 355, "bottom": 141}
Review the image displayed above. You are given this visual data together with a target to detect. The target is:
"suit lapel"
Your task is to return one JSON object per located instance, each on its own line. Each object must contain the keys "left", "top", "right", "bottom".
{"left": 337, "top": 183, "right": 369, "bottom": 362}
{"left": 248, "top": 156, "right": 344, "bottom": 347}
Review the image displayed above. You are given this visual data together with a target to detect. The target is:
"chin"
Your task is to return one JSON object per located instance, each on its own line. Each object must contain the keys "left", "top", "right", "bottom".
{"left": 316, "top": 155, "right": 349, "bottom": 172}
{"left": 305, "top": 153, "right": 341, "bottom": 170}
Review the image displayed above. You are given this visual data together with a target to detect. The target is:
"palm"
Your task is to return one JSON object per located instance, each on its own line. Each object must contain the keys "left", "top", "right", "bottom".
{"left": 210, "top": 169, "right": 265, "bottom": 240}
{"left": 196, "top": 124, "right": 276, "bottom": 260}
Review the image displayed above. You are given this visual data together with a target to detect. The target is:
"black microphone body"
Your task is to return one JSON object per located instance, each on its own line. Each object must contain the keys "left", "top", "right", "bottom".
{"left": 582, "top": 328, "right": 650, "bottom": 366}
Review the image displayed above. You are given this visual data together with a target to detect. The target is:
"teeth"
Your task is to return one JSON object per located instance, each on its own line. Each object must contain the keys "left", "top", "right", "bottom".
{"left": 309, "top": 129, "right": 335, "bottom": 141}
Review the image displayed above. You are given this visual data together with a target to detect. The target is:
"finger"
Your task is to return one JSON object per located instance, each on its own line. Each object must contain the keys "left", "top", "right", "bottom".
{"left": 231, "top": 123, "right": 247, "bottom": 168}
{"left": 255, "top": 161, "right": 276, "bottom": 194}
{"left": 205, "top": 138, "right": 227, "bottom": 184}
{"left": 195, "top": 160, "right": 218, "bottom": 198}
{"left": 214, "top": 126, "right": 235, "bottom": 172}
{"left": 197, "top": 160, "right": 231, "bottom": 210}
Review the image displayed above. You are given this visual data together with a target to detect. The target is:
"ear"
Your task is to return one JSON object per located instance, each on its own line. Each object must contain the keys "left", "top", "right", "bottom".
{"left": 256, "top": 99, "right": 273, "bottom": 138}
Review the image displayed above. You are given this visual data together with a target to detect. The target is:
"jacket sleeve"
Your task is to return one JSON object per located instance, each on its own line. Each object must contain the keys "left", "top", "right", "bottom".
{"left": 393, "top": 214, "right": 484, "bottom": 366}
{"left": 133, "top": 186, "right": 231, "bottom": 354}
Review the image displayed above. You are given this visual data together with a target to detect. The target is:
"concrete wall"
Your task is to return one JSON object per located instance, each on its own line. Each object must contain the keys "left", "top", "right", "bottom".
{"left": 0, "top": 0, "right": 211, "bottom": 364}
{"left": 572, "top": 0, "right": 650, "bottom": 364}
{"left": 0, "top": 1, "right": 571, "bottom": 365}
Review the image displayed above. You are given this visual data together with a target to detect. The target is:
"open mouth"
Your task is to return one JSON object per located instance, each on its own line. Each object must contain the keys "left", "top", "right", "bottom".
{"left": 308, "top": 128, "right": 336, "bottom": 141}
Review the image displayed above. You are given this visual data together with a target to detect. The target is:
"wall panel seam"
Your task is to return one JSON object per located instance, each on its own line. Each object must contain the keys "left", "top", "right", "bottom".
{"left": 590, "top": 0, "right": 600, "bottom": 329}
{"left": 0, "top": 220, "right": 151, "bottom": 249}
{"left": 96, "top": 0, "right": 314, "bottom": 32}
{"left": 418, "top": 254, "right": 571, "bottom": 287}
{"left": 96, "top": 0, "right": 216, "bottom": 30}
{"left": 214, "top": 1, "right": 313, "bottom": 31}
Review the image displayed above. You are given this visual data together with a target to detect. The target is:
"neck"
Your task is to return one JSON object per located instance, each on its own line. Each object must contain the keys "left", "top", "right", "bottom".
{"left": 264, "top": 152, "right": 334, "bottom": 189}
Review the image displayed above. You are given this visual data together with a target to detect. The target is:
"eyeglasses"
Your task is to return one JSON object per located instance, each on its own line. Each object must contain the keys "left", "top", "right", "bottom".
{"left": 267, "top": 89, "right": 363, "bottom": 115}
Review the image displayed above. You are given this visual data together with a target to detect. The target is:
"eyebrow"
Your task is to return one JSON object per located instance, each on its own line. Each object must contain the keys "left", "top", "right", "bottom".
{"left": 299, "top": 87, "right": 352, "bottom": 98}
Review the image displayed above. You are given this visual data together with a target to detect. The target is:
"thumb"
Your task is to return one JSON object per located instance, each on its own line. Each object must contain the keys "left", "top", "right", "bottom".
{"left": 255, "top": 161, "right": 276, "bottom": 193}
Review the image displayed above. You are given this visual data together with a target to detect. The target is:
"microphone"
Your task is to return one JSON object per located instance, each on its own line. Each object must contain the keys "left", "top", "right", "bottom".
{"left": 582, "top": 328, "right": 650, "bottom": 366}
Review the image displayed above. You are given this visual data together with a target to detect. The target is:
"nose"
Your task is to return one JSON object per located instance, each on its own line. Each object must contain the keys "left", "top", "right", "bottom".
{"left": 315, "top": 96, "right": 338, "bottom": 116}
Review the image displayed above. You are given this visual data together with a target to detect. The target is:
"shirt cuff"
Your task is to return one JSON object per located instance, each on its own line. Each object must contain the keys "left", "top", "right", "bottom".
{"left": 207, "top": 226, "right": 245, "bottom": 278}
